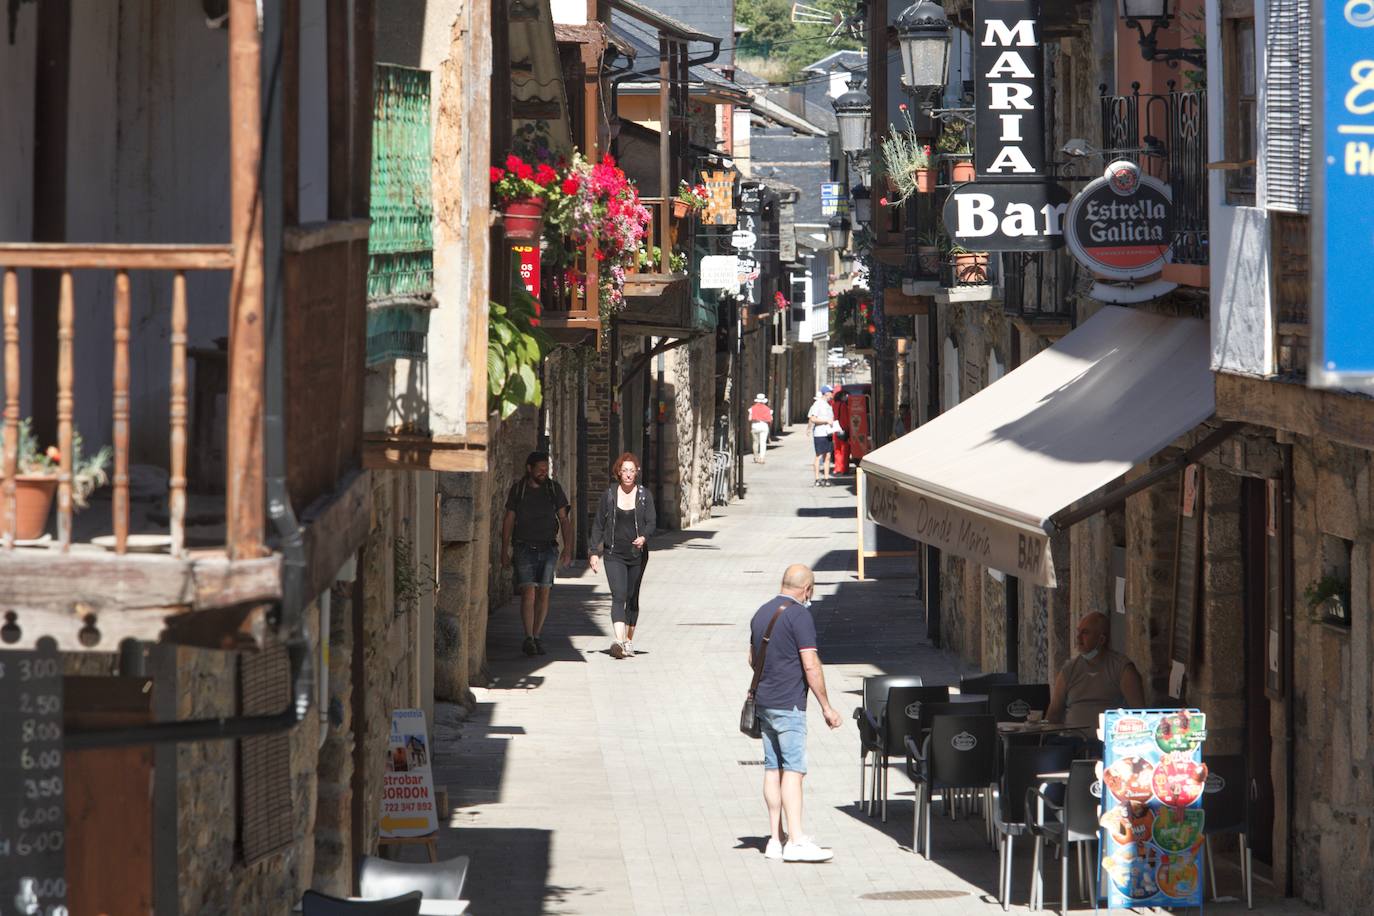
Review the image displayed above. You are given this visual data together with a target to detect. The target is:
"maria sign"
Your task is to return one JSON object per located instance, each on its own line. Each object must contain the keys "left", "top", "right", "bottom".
{"left": 975, "top": 0, "right": 1045, "bottom": 179}
{"left": 1064, "top": 160, "right": 1173, "bottom": 280}
{"left": 1311, "top": 0, "right": 1374, "bottom": 386}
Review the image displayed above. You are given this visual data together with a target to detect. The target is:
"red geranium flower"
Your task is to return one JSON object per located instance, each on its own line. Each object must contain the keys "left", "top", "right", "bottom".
{"left": 489, "top": 166, "right": 506, "bottom": 183}
{"left": 561, "top": 177, "right": 580, "bottom": 195}
{"left": 514, "top": 160, "right": 534, "bottom": 180}
{"left": 505, "top": 154, "right": 525, "bottom": 172}
{"left": 867, "top": 323, "right": 876, "bottom": 333}
{"left": 535, "top": 164, "right": 558, "bottom": 187}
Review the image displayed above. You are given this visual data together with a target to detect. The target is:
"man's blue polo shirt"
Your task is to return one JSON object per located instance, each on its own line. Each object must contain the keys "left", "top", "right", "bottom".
{"left": 749, "top": 596, "right": 817, "bottom": 711}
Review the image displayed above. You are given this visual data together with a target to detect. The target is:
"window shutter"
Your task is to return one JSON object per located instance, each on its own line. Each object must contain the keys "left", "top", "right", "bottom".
{"left": 238, "top": 645, "right": 295, "bottom": 865}
{"left": 1263, "top": 0, "right": 1312, "bottom": 213}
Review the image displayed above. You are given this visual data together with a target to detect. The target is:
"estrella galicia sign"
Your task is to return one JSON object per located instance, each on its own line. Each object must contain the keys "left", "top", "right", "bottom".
{"left": 1064, "top": 160, "right": 1173, "bottom": 280}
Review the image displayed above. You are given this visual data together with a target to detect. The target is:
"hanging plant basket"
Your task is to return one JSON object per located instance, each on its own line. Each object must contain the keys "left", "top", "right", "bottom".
{"left": 501, "top": 198, "right": 547, "bottom": 241}
{"left": 12, "top": 474, "right": 57, "bottom": 541}
{"left": 672, "top": 199, "right": 691, "bottom": 219}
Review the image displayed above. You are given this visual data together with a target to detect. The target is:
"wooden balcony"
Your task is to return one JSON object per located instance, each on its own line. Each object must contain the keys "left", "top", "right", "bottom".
{"left": 617, "top": 197, "right": 697, "bottom": 337}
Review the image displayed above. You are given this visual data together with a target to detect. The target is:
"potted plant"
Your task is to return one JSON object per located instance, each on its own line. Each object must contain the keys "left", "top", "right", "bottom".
{"left": 916, "top": 230, "right": 946, "bottom": 276}
{"left": 673, "top": 180, "right": 709, "bottom": 219}
{"left": 491, "top": 154, "right": 558, "bottom": 241}
{"left": 0, "top": 418, "right": 112, "bottom": 541}
{"left": 949, "top": 243, "right": 989, "bottom": 284}
{"left": 880, "top": 105, "right": 934, "bottom": 204}
{"left": 938, "top": 123, "right": 975, "bottom": 183}
{"left": 1304, "top": 575, "right": 1351, "bottom": 625}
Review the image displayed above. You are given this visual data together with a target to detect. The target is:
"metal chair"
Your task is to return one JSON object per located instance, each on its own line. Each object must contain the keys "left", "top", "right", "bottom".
{"left": 1201, "top": 754, "right": 1253, "bottom": 909}
{"left": 960, "top": 672, "right": 1019, "bottom": 693}
{"left": 986, "top": 683, "right": 1051, "bottom": 723}
{"left": 301, "top": 890, "right": 422, "bottom": 916}
{"left": 875, "top": 685, "right": 950, "bottom": 820}
{"left": 1027, "top": 758, "right": 1100, "bottom": 916}
{"left": 358, "top": 854, "right": 470, "bottom": 902}
{"left": 994, "top": 745, "right": 1074, "bottom": 911}
{"left": 904, "top": 713, "right": 998, "bottom": 858}
{"left": 853, "top": 675, "right": 923, "bottom": 813}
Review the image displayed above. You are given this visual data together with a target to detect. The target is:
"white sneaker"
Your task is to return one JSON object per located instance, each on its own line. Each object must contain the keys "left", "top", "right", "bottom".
{"left": 783, "top": 837, "right": 833, "bottom": 863}
{"left": 764, "top": 838, "right": 785, "bottom": 860}
{"left": 623, "top": 640, "right": 635, "bottom": 657}
{"left": 609, "top": 641, "right": 625, "bottom": 659}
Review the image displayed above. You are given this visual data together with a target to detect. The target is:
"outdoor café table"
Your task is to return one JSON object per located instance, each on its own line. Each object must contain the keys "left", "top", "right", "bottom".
{"left": 294, "top": 899, "right": 469, "bottom": 914}
{"left": 996, "top": 721, "right": 1096, "bottom": 755}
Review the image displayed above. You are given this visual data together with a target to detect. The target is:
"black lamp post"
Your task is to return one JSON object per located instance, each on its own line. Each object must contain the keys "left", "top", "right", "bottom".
{"left": 1119, "top": 0, "right": 1206, "bottom": 67}
{"left": 895, "top": 0, "right": 952, "bottom": 97}
{"left": 828, "top": 214, "right": 852, "bottom": 250}
{"left": 832, "top": 85, "right": 872, "bottom": 157}
{"left": 851, "top": 185, "right": 872, "bottom": 226}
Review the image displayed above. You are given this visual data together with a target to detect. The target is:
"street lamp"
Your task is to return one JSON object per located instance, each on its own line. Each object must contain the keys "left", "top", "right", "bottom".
{"left": 851, "top": 185, "right": 872, "bottom": 226}
{"left": 1119, "top": 0, "right": 1206, "bottom": 67}
{"left": 895, "top": 0, "right": 951, "bottom": 97}
{"left": 832, "top": 85, "right": 872, "bottom": 157}
{"left": 828, "top": 214, "right": 852, "bottom": 250}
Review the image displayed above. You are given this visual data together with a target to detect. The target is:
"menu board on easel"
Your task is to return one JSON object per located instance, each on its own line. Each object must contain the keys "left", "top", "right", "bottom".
{"left": 0, "top": 639, "right": 67, "bottom": 913}
{"left": 1168, "top": 464, "right": 1203, "bottom": 697}
{"left": 1099, "top": 709, "right": 1207, "bottom": 909}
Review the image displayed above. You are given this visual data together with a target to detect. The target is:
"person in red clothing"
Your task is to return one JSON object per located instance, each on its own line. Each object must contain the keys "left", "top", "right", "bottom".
{"left": 831, "top": 389, "right": 852, "bottom": 474}
{"left": 748, "top": 393, "right": 774, "bottom": 463}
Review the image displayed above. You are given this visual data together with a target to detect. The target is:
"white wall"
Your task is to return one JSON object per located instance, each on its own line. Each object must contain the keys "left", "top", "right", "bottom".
{"left": 549, "top": 0, "right": 587, "bottom": 25}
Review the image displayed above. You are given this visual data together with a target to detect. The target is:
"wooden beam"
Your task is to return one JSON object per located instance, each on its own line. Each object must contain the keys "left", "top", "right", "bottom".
{"left": 299, "top": 468, "right": 372, "bottom": 599}
{"left": 228, "top": 0, "right": 266, "bottom": 559}
{"left": 283, "top": 219, "right": 371, "bottom": 252}
{"left": 0, "top": 244, "right": 235, "bottom": 270}
{"left": 351, "top": 0, "right": 375, "bottom": 220}
{"left": 363, "top": 436, "right": 489, "bottom": 473}
{"left": 464, "top": 0, "right": 494, "bottom": 443}
{"left": 1215, "top": 371, "right": 1374, "bottom": 451}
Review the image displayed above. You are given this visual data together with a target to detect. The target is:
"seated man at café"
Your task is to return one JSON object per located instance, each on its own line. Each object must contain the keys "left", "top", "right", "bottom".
{"left": 1046, "top": 611, "right": 1145, "bottom": 729}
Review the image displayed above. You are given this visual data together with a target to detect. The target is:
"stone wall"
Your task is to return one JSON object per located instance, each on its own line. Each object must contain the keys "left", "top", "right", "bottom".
{"left": 660, "top": 334, "right": 717, "bottom": 528}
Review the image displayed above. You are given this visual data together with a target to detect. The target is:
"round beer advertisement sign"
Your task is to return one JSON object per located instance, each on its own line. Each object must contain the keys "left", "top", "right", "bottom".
{"left": 1065, "top": 160, "right": 1173, "bottom": 281}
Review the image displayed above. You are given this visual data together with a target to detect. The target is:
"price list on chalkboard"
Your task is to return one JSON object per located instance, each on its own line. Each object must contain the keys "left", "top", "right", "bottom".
{"left": 0, "top": 638, "right": 68, "bottom": 915}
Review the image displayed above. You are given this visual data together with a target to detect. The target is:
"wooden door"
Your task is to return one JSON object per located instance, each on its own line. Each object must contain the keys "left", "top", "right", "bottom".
{"left": 1241, "top": 478, "right": 1276, "bottom": 865}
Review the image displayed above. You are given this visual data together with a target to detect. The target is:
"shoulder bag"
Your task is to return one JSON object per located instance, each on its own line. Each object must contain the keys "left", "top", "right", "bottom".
{"left": 740, "top": 603, "right": 790, "bottom": 738}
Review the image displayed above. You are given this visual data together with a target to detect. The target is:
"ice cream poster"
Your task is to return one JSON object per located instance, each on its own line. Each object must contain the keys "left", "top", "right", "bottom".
{"left": 1099, "top": 709, "right": 1208, "bottom": 908}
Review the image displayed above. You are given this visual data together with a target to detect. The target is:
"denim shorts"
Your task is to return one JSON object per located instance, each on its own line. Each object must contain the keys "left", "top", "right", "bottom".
{"left": 513, "top": 542, "right": 558, "bottom": 587}
{"left": 758, "top": 706, "right": 808, "bottom": 774}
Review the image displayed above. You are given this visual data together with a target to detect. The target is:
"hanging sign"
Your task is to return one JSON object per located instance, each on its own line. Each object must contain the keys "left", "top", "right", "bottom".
{"left": 700, "top": 170, "right": 738, "bottom": 226}
{"left": 1064, "top": 160, "right": 1173, "bottom": 280}
{"left": 380, "top": 708, "right": 439, "bottom": 838}
{"left": 512, "top": 243, "right": 540, "bottom": 299}
{"left": 943, "top": 180, "right": 1071, "bottom": 250}
{"left": 820, "top": 182, "right": 842, "bottom": 217}
{"left": 730, "top": 229, "right": 757, "bottom": 249}
{"left": 1311, "top": 1, "right": 1374, "bottom": 386}
{"left": 0, "top": 641, "right": 67, "bottom": 915}
{"left": 700, "top": 255, "right": 740, "bottom": 290}
{"left": 974, "top": 0, "right": 1046, "bottom": 180}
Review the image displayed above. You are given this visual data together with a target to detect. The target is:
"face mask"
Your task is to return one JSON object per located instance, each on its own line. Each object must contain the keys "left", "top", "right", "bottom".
{"left": 1081, "top": 647, "right": 1100, "bottom": 661}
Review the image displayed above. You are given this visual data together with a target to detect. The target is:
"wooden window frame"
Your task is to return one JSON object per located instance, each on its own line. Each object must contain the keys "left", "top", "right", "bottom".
{"left": 1222, "top": 2, "right": 1257, "bottom": 205}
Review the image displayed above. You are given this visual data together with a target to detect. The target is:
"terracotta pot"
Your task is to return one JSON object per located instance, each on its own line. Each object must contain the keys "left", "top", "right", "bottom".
{"left": 12, "top": 474, "right": 57, "bottom": 541}
{"left": 951, "top": 160, "right": 976, "bottom": 183}
{"left": 954, "top": 251, "right": 990, "bottom": 284}
{"left": 501, "top": 198, "right": 546, "bottom": 241}
{"left": 917, "top": 245, "right": 940, "bottom": 274}
{"left": 672, "top": 199, "right": 691, "bottom": 219}
{"left": 915, "top": 168, "right": 934, "bottom": 193}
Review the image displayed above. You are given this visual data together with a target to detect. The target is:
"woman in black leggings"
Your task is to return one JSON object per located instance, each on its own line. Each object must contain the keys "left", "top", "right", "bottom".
{"left": 588, "top": 452, "right": 656, "bottom": 658}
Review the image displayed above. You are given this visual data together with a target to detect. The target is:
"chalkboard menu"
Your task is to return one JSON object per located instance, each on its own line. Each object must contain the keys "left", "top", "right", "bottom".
{"left": 0, "top": 638, "right": 67, "bottom": 914}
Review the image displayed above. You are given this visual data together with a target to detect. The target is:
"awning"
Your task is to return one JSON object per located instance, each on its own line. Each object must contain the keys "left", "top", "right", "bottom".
{"left": 859, "top": 306, "right": 1214, "bottom": 587}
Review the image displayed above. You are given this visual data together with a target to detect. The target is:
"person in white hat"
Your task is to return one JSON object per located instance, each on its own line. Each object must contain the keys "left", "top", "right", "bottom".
{"left": 748, "top": 393, "right": 774, "bottom": 463}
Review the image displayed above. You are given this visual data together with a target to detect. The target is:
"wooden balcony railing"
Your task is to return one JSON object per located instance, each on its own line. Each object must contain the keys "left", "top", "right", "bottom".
{"left": 0, "top": 243, "right": 236, "bottom": 557}
{"left": 626, "top": 198, "right": 681, "bottom": 276}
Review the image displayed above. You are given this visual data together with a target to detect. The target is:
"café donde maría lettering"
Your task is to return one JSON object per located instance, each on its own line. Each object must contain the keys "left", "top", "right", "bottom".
{"left": 1065, "top": 160, "right": 1173, "bottom": 280}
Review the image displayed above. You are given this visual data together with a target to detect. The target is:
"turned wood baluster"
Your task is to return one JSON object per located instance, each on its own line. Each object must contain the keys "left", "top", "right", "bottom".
{"left": 112, "top": 270, "right": 131, "bottom": 554}
{"left": 56, "top": 271, "right": 74, "bottom": 550}
{"left": 2, "top": 269, "right": 18, "bottom": 549}
{"left": 169, "top": 272, "right": 187, "bottom": 557}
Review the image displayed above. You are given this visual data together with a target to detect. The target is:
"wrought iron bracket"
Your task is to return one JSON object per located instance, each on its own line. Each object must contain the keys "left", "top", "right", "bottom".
{"left": 925, "top": 106, "right": 975, "bottom": 127}
{"left": 1124, "top": 17, "right": 1206, "bottom": 69}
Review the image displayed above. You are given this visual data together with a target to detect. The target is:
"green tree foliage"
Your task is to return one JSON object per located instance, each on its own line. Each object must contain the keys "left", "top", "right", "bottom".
{"left": 736, "top": 0, "right": 862, "bottom": 81}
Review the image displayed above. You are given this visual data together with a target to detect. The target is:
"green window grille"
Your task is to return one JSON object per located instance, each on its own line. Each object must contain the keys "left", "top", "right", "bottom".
{"left": 367, "top": 64, "right": 434, "bottom": 364}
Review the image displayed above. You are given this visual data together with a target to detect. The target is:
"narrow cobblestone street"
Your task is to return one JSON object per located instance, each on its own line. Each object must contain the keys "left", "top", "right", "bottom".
{"left": 429, "top": 428, "right": 1313, "bottom": 916}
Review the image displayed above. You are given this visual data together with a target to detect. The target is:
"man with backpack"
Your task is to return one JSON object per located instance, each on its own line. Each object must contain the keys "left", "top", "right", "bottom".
{"left": 500, "top": 451, "right": 572, "bottom": 656}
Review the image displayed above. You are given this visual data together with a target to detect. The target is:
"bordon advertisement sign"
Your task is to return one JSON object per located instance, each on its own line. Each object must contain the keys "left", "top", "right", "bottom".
{"left": 1064, "top": 160, "right": 1173, "bottom": 281}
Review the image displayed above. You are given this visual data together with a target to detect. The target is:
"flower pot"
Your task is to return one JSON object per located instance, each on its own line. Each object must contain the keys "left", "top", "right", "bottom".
{"left": 12, "top": 474, "right": 57, "bottom": 541}
{"left": 917, "top": 245, "right": 940, "bottom": 275}
{"left": 954, "top": 251, "right": 990, "bottom": 284}
{"left": 915, "top": 168, "right": 934, "bottom": 193}
{"left": 951, "top": 160, "right": 976, "bottom": 183}
{"left": 672, "top": 199, "right": 691, "bottom": 219}
{"left": 501, "top": 198, "right": 546, "bottom": 241}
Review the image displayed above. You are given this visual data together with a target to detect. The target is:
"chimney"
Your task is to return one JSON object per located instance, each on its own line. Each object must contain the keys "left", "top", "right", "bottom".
{"left": 788, "top": 84, "right": 808, "bottom": 119}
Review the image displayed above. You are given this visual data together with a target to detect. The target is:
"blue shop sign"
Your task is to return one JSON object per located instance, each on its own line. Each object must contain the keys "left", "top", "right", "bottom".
{"left": 1314, "top": 2, "right": 1374, "bottom": 386}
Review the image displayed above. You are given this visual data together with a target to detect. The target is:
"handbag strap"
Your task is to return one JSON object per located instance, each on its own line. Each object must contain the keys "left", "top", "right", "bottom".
{"left": 748, "top": 602, "right": 791, "bottom": 696}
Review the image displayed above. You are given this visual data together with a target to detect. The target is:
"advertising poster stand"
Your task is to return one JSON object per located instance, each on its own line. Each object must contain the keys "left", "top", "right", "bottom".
{"left": 1099, "top": 708, "right": 1208, "bottom": 909}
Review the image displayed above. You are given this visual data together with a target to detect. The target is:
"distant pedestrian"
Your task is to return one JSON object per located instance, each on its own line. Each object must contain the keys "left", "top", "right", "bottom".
{"left": 589, "top": 452, "right": 657, "bottom": 658}
{"left": 500, "top": 451, "right": 572, "bottom": 657}
{"left": 749, "top": 564, "right": 842, "bottom": 862}
{"left": 807, "top": 386, "right": 836, "bottom": 486}
{"left": 748, "top": 393, "right": 774, "bottom": 463}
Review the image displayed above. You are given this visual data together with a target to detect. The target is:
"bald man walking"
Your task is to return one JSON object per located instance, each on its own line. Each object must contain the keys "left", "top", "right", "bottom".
{"left": 748, "top": 564, "right": 843, "bottom": 862}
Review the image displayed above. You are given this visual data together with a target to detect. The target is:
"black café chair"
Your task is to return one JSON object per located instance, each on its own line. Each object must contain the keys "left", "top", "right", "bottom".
{"left": 904, "top": 713, "right": 998, "bottom": 859}
{"left": 960, "top": 672, "right": 1019, "bottom": 693}
{"left": 875, "top": 685, "right": 950, "bottom": 820}
{"left": 358, "top": 854, "right": 470, "bottom": 902}
{"left": 994, "top": 744, "right": 1074, "bottom": 911}
{"left": 853, "top": 675, "right": 923, "bottom": 813}
{"left": 986, "top": 683, "right": 1051, "bottom": 724}
{"left": 1027, "top": 758, "right": 1099, "bottom": 916}
{"left": 301, "top": 890, "right": 422, "bottom": 916}
{"left": 1201, "top": 754, "right": 1253, "bottom": 909}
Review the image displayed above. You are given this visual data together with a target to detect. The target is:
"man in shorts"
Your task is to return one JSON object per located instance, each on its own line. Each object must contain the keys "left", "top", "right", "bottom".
{"left": 501, "top": 451, "right": 572, "bottom": 656}
{"left": 749, "top": 564, "right": 842, "bottom": 862}
{"left": 807, "top": 386, "right": 836, "bottom": 487}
